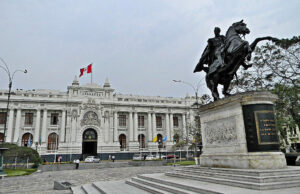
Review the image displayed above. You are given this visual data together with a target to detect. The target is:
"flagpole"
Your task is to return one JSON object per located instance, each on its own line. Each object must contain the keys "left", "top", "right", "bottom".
{"left": 91, "top": 63, "right": 93, "bottom": 84}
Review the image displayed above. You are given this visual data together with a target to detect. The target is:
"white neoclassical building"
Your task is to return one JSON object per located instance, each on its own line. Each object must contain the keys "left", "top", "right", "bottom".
{"left": 0, "top": 77, "right": 199, "bottom": 160}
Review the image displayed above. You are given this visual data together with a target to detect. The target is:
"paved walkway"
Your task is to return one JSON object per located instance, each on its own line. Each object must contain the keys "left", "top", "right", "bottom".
{"left": 0, "top": 164, "right": 173, "bottom": 194}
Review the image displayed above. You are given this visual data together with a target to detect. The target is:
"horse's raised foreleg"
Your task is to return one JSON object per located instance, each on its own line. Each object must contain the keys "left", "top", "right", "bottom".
{"left": 250, "top": 36, "right": 279, "bottom": 51}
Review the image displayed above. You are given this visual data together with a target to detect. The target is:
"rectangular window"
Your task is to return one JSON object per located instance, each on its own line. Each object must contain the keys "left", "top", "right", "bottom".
{"left": 51, "top": 113, "right": 59, "bottom": 125}
{"left": 138, "top": 115, "right": 144, "bottom": 128}
{"left": 25, "top": 113, "right": 33, "bottom": 125}
{"left": 119, "top": 114, "right": 126, "bottom": 127}
{"left": 0, "top": 112, "right": 7, "bottom": 124}
{"left": 156, "top": 116, "right": 162, "bottom": 128}
{"left": 173, "top": 116, "right": 179, "bottom": 128}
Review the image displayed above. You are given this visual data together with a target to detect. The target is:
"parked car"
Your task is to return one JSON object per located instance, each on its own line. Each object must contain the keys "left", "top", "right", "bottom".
{"left": 154, "top": 154, "right": 166, "bottom": 159}
{"left": 84, "top": 156, "right": 101, "bottom": 163}
{"left": 133, "top": 154, "right": 143, "bottom": 160}
{"left": 146, "top": 155, "right": 155, "bottom": 160}
{"left": 166, "top": 154, "right": 179, "bottom": 159}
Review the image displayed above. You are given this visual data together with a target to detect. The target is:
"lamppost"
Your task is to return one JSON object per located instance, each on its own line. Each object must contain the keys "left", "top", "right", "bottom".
{"left": 172, "top": 79, "right": 203, "bottom": 158}
{"left": 0, "top": 58, "right": 27, "bottom": 176}
{"left": 158, "top": 139, "right": 162, "bottom": 159}
{"left": 0, "top": 58, "right": 27, "bottom": 144}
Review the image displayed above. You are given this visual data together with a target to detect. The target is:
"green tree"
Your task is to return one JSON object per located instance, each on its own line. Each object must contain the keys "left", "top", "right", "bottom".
{"left": 231, "top": 36, "right": 300, "bottom": 149}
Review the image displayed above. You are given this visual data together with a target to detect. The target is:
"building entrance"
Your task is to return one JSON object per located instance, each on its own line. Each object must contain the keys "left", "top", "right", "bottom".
{"left": 82, "top": 128, "right": 97, "bottom": 156}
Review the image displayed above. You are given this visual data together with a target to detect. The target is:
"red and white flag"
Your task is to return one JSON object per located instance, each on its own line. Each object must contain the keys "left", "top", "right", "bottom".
{"left": 79, "top": 64, "right": 92, "bottom": 77}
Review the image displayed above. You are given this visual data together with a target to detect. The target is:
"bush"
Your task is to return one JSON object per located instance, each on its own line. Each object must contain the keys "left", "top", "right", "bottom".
{"left": 1, "top": 143, "right": 42, "bottom": 167}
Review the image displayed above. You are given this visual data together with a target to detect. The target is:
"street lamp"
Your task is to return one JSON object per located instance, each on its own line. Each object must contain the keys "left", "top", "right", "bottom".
{"left": 0, "top": 57, "right": 27, "bottom": 144}
{"left": 172, "top": 79, "right": 203, "bottom": 158}
{"left": 172, "top": 79, "right": 203, "bottom": 109}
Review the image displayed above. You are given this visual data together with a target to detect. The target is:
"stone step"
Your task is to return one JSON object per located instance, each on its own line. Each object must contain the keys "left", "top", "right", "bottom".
{"left": 182, "top": 166, "right": 300, "bottom": 177}
{"left": 131, "top": 177, "right": 196, "bottom": 194}
{"left": 82, "top": 183, "right": 100, "bottom": 194}
{"left": 71, "top": 185, "right": 86, "bottom": 194}
{"left": 92, "top": 180, "right": 149, "bottom": 194}
{"left": 175, "top": 168, "right": 300, "bottom": 183}
{"left": 166, "top": 171, "right": 300, "bottom": 190}
{"left": 137, "top": 174, "right": 223, "bottom": 194}
{"left": 125, "top": 179, "right": 168, "bottom": 194}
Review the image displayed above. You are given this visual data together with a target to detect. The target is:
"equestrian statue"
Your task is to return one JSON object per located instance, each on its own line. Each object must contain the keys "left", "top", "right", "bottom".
{"left": 194, "top": 20, "right": 278, "bottom": 101}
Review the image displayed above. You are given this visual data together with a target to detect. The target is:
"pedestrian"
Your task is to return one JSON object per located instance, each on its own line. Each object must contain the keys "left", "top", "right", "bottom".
{"left": 112, "top": 155, "right": 115, "bottom": 162}
{"left": 75, "top": 158, "right": 80, "bottom": 169}
{"left": 108, "top": 155, "right": 111, "bottom": 161}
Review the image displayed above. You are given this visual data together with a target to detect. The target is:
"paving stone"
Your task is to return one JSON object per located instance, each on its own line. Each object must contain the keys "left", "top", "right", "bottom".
{"left": 0, "top": 164, "right": 173, "bottom": 194}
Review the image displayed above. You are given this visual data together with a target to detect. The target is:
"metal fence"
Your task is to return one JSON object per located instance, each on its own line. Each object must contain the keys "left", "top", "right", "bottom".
{"left": 2, "top": 155, "right": 35, "bottom": 169}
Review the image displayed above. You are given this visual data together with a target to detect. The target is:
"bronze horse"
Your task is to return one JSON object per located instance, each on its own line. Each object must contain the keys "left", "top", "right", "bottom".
{"left": 194, "top": 20, "right": 278, "bottom": 101}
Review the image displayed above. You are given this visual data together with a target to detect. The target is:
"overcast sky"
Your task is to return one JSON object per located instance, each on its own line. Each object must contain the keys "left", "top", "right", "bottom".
{"left": 0, "top": 0, "right": 299, "bottom": 98}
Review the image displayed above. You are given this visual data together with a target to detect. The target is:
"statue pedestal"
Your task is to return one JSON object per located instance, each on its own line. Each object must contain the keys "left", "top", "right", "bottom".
{"left": 199, "top": 91, "right": 286, "bottom": 169}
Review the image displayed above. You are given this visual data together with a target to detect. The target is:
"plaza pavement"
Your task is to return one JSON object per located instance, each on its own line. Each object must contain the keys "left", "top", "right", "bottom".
{"left": 0, "top": 162, "right": 173, "bottom": 194}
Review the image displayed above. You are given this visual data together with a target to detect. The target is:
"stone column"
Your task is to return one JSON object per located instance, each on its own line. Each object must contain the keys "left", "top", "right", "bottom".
{"left": 104, "top": 111, "right": 109, "bottom": 143}
{"left": 13, "top": 109, "right": 21, "bottom": 143}
{"left": 182, "top": 113, "right": 186, "bottom": 138}
{"left": 65, "top": 110, "right": 72, "bottom": 143}
{"left": 6, "top": 108, "right": 14, "bottom": 143}
{"left": 34, "top": 109, "right": 41, "bottom": 143}
{"left": 71, "top": 110, "right": 77, "bottom": 142}
{"left": 41, "top": 109, "right": 47, "bottom": 143}
{"left": 152, "top": 113, "right": 156, "bottom": 139}
{"left": 147, "top": 112, "right": 152, "bottom": 141}
{"left": 109, "top": 112, "right": 114, "bottom": 143}
{"left": 169, "top": 113, "right": 174, "bottom": 142}
{"left": 134, "top": 112, "right": 138, "bottom": 142}
{"left": 165, "top": 113, "right": 170, "bottom": 142}
{"left": 129, "top": 112, "right": 133, "bottom": 141}
{"left": 114, "top": 111, "right": 118, "bottom": 142}
{"left": 60, "top": 110, "right": 66, "bottom": 143}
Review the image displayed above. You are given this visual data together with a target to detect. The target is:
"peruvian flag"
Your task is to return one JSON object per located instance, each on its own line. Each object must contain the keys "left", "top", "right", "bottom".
{"left": 79, "top": 64, "right": 92, "bottom": 77}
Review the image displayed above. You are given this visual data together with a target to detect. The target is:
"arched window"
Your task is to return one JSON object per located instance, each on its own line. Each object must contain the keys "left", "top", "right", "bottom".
{"left": 0, "top": 132, "right": 3, "bottom": 143}
{"left": 138, "top": 134, "right": 145, "bottom": 148}
{"left": 119, "top": 134, "right": 126, "bottom": 150}
{"left": 157, "top": 134, "right": 163, "bottom": 148}
{"left": 83, "top": 129, "right": 97, "bottom": 141}
{"left": 173, "top": 134, "right": 179, "bottom": 144}
{"left": 47, "top": 133, "right": 59, "bottom": 150}
{"left": 22, "top": 133, "right": 33, "bottom": 147}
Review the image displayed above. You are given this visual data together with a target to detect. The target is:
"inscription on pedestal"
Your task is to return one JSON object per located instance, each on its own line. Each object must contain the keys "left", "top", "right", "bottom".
{"left": 243, "top": 104, "right": 279, "bottom": 152}
{"left": 255, "top": 111, "right": 277, "bottom": 145}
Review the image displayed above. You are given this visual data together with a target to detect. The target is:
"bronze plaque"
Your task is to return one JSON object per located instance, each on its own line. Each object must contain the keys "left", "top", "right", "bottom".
{"left": 243, "top": 104, "right": 279, "bottom": 152}
{"left": 255, "top": 110, "right": 278, "bottom": 145}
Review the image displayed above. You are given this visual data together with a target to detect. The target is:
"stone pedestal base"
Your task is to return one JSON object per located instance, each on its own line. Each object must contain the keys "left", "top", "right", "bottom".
{"left": 147, "top": 142, "right": 158, "bottom": 152}
{"left": 200, "top": 152, "right": 286, "bottom": 169}
{"left": 165, "top": 142, "right": 175, "bottom": 151}
{"left": 199, "top": 91, "right": 287, "bottom": 169}
{"left": 129, "top": 142, "right": 139, "bottom": 152}
{"left": 98, "top": 142, "right": 121, "bottom": 152}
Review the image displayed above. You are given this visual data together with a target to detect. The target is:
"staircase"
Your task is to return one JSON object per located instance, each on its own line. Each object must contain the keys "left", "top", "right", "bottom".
{"left": 71, "top": 180, "right": 149, "bottom": 194}
{"left": 165, "top": 166, "right": 300, "bottom": 190}
{"left": 71, "top": 166, "right": 300, "bottom": 193}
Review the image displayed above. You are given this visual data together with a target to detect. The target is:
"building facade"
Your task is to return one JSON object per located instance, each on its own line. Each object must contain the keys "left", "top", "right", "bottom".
{"left": 0, "top": 77, "right": 198, "bottom": 160}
